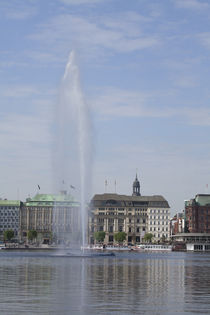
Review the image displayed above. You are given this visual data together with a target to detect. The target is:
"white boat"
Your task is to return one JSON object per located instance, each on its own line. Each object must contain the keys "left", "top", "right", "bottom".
{"left": 105, "top": 245, "right": 131, "bottom": 251}
{"left": 134, "top": 244, "right": 172, "bottom": 251}
{"left": 81, "top": 245, "right": 104, "bottom": 250}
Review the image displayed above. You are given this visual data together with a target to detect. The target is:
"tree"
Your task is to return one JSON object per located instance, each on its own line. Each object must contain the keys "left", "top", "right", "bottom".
{"left": 27, "top": 230, "right": 37, "bottom": 243}
{"left": 114, "top": 232, "right": 127, "bottom": 244}
{"left": 143, "top": 233, "right": 153, "bottom": 243}
{"left": 94, "top": 231, "right": 106, "bottom": 243}
{"left": 161, "top": 234, "right": 166, "bottom": 243}
{"left": 4, "top": 230, "right": 14, "bottom": 242}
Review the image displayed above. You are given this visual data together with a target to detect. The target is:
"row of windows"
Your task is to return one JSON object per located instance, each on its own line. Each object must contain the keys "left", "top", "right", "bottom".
{"left": 150, "top": 227, "right": 168, "bottom": 232}
{"left": 153, "top": 233, "right": 168, "bottom": 238}
{"left": 149, "top": 209, "right": 169, "bottom": 214}
{"left": 0, "top": 207, "right": 19, "bottom": 210}
{"left": 97, "top": 219, "right": 146, "bottom": 224}
{"left": 150, "top": 221, "right": 169, "bottom": 225}
{"left": 0, "top": 219, "right": 18, "bottom": 222}
{"left": 0, "top": 211, "right": 19, "bottom": 216}
{"left": 150, "top": 215, "right": 169, "bottom": 219}
{"left": 0, "top": 224, "right": 18, "bottom": 229}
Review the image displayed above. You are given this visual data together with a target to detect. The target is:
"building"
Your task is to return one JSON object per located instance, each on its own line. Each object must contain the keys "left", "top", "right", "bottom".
{"left": 0, "top": 199, "right": 22, "bottom": 240}
{"left": 170, "top": 212, "right": 185, "bottom": 235}
{"left": 20, "top": 191, "right": 80, "bottom": 244}
{"left": 185, "top": 194, "right": 210, "bottom": 233}
{"left": 88, "top": 175, "right": 170, "bottom": 245}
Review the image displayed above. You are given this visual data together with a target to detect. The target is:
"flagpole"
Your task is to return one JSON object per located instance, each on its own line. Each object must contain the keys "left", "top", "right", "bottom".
{"left": 105, "top": 180, "right": 107, "bottom": 193}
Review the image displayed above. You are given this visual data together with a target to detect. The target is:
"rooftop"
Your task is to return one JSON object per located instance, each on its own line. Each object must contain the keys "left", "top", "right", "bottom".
{"left": 91, "top": 193, "right": 169, "bottom": 208}
{"left": 25, "top": 193, "right": 79, "bottom": 207}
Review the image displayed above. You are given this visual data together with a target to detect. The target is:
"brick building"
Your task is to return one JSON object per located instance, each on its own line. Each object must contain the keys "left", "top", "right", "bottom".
{"left": 185, "top": 194, "right": 210, "bottom": 233}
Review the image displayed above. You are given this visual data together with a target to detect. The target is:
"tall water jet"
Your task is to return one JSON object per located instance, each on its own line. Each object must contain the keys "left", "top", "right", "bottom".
{"left": 53, "top": 51, "right": 93, "bottom": 248}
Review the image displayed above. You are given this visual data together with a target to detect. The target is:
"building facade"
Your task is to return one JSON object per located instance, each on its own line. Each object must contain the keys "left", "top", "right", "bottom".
{"left": 185, "top": 194, "right": 210, "bottom": 233}
{"left": 20, "top": 191, "right": 80, "bottom": 244}
{"left": 0, "top": 199, "right": 22, "bottom": 240}
{"left": 88, "top": 176, "right": 170, "bottom": 245}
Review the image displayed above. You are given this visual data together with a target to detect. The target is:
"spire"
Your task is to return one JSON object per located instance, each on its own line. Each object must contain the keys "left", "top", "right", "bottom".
{"left": 132, "top": 173, "right": 141, "bottom": 196}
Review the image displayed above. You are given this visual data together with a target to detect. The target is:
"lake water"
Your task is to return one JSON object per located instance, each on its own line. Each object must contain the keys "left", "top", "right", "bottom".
{"left": 0, "top": 250, "right": 210, "bottom": 315}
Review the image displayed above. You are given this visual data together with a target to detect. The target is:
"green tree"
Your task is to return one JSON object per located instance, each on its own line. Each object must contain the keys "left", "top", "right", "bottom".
{"left": 114, "top": 232, "right": 127, "bottom": 244}
{"left": 143, "top": 233, "right": 153, "bottom": 243}
{"left": 94, "top": 231, "right": 106, "bottom": 243}
{"left": 4, "top": 230, "right": 14, "bottom": 242}
{"left": 27, "top": 230, "right": 37, "bottom": 243}
{"left": 160, "top": 234, "right": 166, "bottom": 243}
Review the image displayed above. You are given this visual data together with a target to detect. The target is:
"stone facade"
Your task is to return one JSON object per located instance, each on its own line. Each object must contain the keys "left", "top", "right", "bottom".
{"left": 88, "top": 177, "right": 170, "bottom": 245}
{"left": 20, "top": 191, "right": 80, "bottom": 244}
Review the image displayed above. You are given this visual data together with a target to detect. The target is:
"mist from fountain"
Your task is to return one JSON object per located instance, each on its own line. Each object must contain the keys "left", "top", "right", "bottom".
{"left": 53, "top": 51, "right": 93, "bottom": 249}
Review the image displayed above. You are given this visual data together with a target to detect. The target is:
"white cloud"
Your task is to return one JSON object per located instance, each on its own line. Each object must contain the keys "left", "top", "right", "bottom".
{"left": 173, "top": 75, "right": 198, "bottom": 88}
{"left": 0, "top": 85, "right": 40, "bottom": 99}
{"left": 60, "top": 0, "right": 103, "bottom": 4}
{"left": 29, "top": 13, "right": 160, "bottom": 55}
{"left": 0, "top": 1, "right": 37, "bottom": 20}
{"left": 90, "top": 87, "right": 210, "bottom": 125}
{"left": 198, "top": 32, "right": 210, "bottom": 49}
{"left": 174, "top": 0, "right": 210, "bottom": 10}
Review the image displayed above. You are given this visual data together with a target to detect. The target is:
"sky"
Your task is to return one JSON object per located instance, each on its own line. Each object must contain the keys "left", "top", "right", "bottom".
{"left": 1, "top": 0, "right": 210, "bottom": 215}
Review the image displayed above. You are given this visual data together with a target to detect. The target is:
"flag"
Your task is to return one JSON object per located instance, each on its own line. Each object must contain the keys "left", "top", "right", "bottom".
{"left": 70, "top": 185, "right": 75, "bottom": 189}
{"left": 38, "top": 185, "right": 40, "bottom": 190}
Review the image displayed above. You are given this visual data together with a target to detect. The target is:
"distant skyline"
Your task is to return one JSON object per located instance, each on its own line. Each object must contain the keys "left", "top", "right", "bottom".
{"left": 1, "top": 0, "right": 210, "bottom": 215}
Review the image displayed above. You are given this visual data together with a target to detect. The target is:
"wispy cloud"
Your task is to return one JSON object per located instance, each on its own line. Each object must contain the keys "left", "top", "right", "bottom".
{"left": 60, "top": 0, "right": 104, "bottom": 5}
{"left": 173, "top": 0, "right": 210, "bottom": 10}
{"left": 198, "top": 32, "right": 210, "bottom": 49}
{"left": 90, "top": 87, "right": 210, "bottom": 125}
{"left": 0, "top": 1, "right": 38, "bottom": 20}
{"left": 29, "top": 13, "right": 160, "bottom": 56}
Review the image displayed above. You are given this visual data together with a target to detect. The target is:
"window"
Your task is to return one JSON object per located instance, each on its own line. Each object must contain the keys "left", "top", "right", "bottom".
{"left": 143, "top": 227, "right": 145, "bottom": 231}
{"left": 109, "top": 226, "right": 113, "bottom": 233}
{"left": 137, "top": 227, "right": 140, "bottom": 233}
{"left": 129, "top": 227, "right": 131, "bottom": 233}
{"left": 99, "top": 226, "right": 103, "bottom": 231}
{"left": 119, "top": 226, "right": 123, "bottom": 232}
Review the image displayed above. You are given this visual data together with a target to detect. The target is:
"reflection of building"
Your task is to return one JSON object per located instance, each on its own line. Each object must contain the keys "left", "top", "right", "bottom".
{"left": 88, "top": 175, "right": 170, "bottom": 245}
{"left": 185, "top": 194, "right": 210, "bottom": 233}
{"left": 20, "top": 191, "right": 80, "bottom": 243}
{"left": 0, "top": 199, "right": 22, "bottom": 240}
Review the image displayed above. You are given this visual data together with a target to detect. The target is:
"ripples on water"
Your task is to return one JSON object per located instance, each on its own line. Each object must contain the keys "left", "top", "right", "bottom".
{"left": 0, "top": 251, "right": 210, "bottom": 314}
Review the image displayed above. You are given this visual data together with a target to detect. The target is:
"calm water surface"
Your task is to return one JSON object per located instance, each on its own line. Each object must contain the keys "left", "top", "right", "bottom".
{"left": 0, "top": 250, "right": 210, "bottom": 315}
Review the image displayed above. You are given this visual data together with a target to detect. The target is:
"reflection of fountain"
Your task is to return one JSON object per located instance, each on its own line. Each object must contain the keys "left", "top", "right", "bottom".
{"left": 53, "top": 51, "right": 93, "bottom": 248}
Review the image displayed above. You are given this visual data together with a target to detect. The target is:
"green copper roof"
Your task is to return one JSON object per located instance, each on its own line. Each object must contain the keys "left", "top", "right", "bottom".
{"left": 195, "top": 194, "right": 210, "bottom": 206}
{"left": 25, "top": 193, "right": 79, "bottom": 207}
{"left": 0, "top": 200, "right": 21, "bottom": 207}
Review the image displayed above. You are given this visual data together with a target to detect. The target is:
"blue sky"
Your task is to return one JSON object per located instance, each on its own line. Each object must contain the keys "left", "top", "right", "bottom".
{"left": 1, "top": 0, "right": 210, "bottom": 214}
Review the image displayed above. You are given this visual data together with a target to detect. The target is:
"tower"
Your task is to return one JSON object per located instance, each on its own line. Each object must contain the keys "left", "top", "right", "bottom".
{"left": 132, "top": 174, "right": 141, "bottom": 196}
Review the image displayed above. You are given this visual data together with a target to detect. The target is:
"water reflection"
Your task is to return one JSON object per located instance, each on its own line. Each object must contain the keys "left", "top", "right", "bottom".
{"left": 0, "top": 252, "right": 210, "bottom": 314}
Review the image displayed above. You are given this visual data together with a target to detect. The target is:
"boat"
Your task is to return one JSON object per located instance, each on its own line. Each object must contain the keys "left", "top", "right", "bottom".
{"left": 134, "top": 244, "right": 172, "bottom": 251}
{"left": 104, "top": 245, "right": 131, "bottom": 251}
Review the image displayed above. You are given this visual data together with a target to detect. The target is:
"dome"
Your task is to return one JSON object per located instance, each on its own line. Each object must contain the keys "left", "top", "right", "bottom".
{"left": 132, "top": 174, "right": 141, "bottom": 196}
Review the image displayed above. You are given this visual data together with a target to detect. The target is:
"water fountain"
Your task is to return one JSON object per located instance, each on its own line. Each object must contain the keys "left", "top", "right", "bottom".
{"left": 53, "top": 51, "right": 92, "bottom": 250}
{"left": 52, "top": 51, "right": 115, "bottom": 258}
